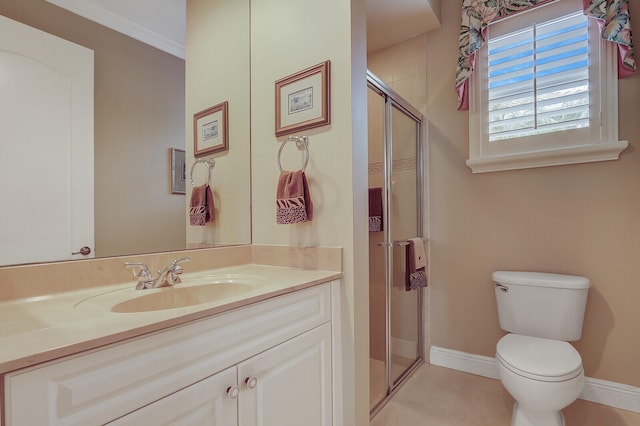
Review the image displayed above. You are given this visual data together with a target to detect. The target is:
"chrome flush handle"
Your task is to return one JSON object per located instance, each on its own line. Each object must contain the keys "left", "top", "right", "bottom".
{"left": 495, "top": 283, "right": 509, "bottom": 293}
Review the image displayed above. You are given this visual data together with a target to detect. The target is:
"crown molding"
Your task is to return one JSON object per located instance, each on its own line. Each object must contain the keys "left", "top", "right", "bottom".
{"left": 46, "top": 0, "right": 185, "bottom": 59}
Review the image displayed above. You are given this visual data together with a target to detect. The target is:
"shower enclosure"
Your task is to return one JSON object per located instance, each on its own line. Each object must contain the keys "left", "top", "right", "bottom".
{"left": 367, "top": 71, "right": 424, "bottom": 415}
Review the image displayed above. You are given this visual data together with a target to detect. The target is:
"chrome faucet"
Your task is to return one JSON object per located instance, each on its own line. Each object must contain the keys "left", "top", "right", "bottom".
{"left": 125, "top": 256, "right": 191, "bottom": 290}
{"left": 155, "top": 256, "right": 191, "bottom": 288}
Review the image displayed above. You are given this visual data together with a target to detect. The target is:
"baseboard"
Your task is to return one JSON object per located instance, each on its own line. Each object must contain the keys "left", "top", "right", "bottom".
{"left": 392, "top": 337, "right": 418, "bottom": 360}
{"left": 581, "top": 376, "right": 640, "bottom": 413}
{"left": 430, "top": 346, "right": 640, "bottom": 414}
{"left": 429, "top": 346, "right": 500, "bottom": 380}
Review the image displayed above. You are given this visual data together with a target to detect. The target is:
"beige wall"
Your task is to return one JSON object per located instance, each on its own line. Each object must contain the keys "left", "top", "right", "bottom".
{"left": 185, "top": 0, "right": 251, "bottom": 247}
{"left": 426, "top": 1, "right": 640, "bottom": 387}
{"left": 0, "top": 0, "right": 186, "bottom": 258}
{"left": 250, "top": 0, "right": 368, "bottom": 423}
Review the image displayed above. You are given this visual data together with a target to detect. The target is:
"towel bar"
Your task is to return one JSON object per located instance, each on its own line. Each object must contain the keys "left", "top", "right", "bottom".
{"left": 278, "top": 135, "right": 309, "bottom": 172}
{"left": 190, "top": 158, "right": 215, "bottom": 187}
{"left": 377, "top": 241, "right": 410, "bottom": 247}
{"left": 377, "top": 238, "right": 427, "bottom": 247}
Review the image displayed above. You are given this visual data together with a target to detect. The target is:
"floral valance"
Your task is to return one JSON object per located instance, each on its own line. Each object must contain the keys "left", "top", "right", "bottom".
{"left": 456, "top": 0, "right": 636, "bottom": 110}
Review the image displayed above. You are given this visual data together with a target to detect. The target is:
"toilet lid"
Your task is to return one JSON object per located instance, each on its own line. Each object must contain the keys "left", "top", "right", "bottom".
{"left": 496, "top": 334, "right": 583, "bottom": 382}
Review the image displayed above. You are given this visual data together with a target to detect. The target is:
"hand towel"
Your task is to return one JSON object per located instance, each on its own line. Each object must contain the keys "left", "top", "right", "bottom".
{"left": 368, "top": 187, "right": 383, "bottom": 232}
{"left": 189, "top": 184, "right": 215, "bottom": 226}
{"left": 276, "top": 170, "right": 313, "bottom": 224}
{"left": 405, "top": 237, "right": 427, "bottom": 291}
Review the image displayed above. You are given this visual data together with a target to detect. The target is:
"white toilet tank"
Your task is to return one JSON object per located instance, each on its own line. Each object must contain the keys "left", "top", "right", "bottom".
{"left": 494, "top": 271, "right": 589, "bottom": 341}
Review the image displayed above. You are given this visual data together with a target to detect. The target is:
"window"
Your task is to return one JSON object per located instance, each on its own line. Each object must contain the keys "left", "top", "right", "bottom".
{"left": 488, "top": 11, "right": 589, "bottom": 142}
{"left": 467, "top": 0, "right": 628, "bottom": 173}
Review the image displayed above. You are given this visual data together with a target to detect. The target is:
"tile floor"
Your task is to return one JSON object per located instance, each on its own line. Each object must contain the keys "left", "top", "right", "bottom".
{"left": 371, "top": 357, "right": 416, "bottom": 408}
{"left": 370, "top": 363, "right": 640, "bottom": 426}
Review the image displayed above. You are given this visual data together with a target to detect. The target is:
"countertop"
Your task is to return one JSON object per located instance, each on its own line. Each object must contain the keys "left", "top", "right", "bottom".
{"left": 0, "top": 264, "right": 341, "bottom": 374}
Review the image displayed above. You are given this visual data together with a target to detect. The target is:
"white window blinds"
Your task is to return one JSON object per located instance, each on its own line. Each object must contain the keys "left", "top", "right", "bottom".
{"left": 487, "top": 11, "right": 589, "bottom": 142}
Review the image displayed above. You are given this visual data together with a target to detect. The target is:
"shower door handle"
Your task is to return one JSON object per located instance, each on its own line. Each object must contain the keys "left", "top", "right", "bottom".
{"left": 377, "top": 241, "right": 409, "bottom": 247}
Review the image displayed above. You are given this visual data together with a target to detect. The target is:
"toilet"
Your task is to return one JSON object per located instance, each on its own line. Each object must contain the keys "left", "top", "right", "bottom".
{"left": 493, "top": 271, "right": 589, "bottom": 426}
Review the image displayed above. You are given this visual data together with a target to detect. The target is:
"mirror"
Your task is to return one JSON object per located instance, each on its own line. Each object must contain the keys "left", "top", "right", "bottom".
{"left": 0, "top": 0, "right": 251, "bottom": 267}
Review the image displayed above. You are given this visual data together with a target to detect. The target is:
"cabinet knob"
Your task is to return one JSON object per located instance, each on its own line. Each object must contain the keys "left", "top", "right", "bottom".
{"left": 72, "top": 246, "right": 92, "bottom": 256}
{"left": 227, "top": 385, "right": 240, "bottom": 399}
{"left": 244, "top": 376, "right": 258, "bottom": 389}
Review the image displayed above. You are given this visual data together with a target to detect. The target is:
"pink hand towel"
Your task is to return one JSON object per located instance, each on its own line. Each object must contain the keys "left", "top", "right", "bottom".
{"left": 405, "top": 237, "right": 427, "bottom": 291}
{"left": 189, "top": 184, "right": 215, "bottom": 226}
{"left": 276, "top": 170, "right": 313, "bottom": 224}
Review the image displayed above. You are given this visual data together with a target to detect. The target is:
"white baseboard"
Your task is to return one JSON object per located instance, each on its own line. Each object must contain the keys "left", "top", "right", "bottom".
{"left": 392, "top": 337, "right": 418, "bottom": 360}
{"left": 430, "top": 346, "right": 640, "bottom": 414}
{"left": 581, "top": 376, "right": 640, "bottom": 413}
{"left": 429, "top": 345, "right": 500, "bottom": 380}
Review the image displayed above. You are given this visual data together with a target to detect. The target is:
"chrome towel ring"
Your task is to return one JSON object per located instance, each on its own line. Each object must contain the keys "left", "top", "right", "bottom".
{"left": 190, "top": 158, "right": 215, "bottom": 187}
{"left": 278, "top": 135, "right": 309, "bottom": 172}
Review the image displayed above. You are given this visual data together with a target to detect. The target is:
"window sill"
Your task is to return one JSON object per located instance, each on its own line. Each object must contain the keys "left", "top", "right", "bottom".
{"left": 466, "top": 141, "right": 629, "bottom": 173}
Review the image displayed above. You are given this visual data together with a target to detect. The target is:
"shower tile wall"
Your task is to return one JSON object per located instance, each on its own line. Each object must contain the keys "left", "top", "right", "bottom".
{"left": 368, "top": 33, "right": 429, "bottom": 359}
{"left": 368, "top": 35, "right": 428, "bottom": 118}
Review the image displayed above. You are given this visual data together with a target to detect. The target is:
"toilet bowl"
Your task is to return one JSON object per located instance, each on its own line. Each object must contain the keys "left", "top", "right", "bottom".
{"left": 496, "top": 334, "right": 584, "bottom": 426}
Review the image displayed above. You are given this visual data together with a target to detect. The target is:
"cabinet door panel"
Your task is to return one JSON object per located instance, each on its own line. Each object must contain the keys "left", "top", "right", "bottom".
{"left": 107, "top": 367, "right": 237, "bottom": 426}
{"left": 238, "top": 323, "right": 332, "bottom": 426}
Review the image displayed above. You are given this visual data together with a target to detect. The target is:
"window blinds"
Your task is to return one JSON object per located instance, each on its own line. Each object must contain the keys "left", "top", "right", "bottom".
{"left": 487, "top": 11, "right": 590, "bottom": 142}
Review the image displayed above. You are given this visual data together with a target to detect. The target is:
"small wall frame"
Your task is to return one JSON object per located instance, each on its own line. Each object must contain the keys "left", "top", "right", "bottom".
{"left": 193, "top": 101, "right": 229, "bottom": 157}
{"left": 275, "top": 60, "right": 331, "bottom": 136}
{"left": 170, "top": 148, "right": 186, "bottom": 194}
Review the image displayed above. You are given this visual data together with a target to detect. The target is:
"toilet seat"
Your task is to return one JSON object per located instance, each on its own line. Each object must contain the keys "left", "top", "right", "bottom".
{"left": 497, "top": 334, "right": 583, "bottom": 382}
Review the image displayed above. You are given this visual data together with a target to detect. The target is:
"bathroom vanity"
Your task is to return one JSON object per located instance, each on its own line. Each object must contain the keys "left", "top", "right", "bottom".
{"left": 0, "top": 262, "right": 341, "bottom": 426}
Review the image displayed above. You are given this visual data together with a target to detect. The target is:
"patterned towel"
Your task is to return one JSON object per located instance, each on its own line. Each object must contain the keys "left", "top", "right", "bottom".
{"left": 405, "top": 238, "right": 428, "bottom": 291}
{"left": 368, "top": 187, "right": 383, "bottom": 232}
{"left": 276, "top": 170, "right": 313, "bottom": 224}
{"left": 189, "top": 184, "right": 215, "bottom": 226}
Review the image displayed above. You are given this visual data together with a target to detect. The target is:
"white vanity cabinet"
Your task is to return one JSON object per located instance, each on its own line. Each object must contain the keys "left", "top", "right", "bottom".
{"left": 4, "top": 282, "right": 336, "bottom": 426}
{"left": 109, "top": 323, "right": 331, "bottom": 426}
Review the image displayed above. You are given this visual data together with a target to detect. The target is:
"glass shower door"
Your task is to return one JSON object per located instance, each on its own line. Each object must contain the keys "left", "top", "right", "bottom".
{"left": 388, "top": 101, "right": 421, "bottom": 386}
{"left": 368, "top": 85, "right": 387, "bottom": 409}
{"left": 368, "top": 71, "right": 424, "bottom": 414}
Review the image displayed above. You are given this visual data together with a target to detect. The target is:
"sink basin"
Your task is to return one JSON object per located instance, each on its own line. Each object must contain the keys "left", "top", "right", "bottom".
{"left": 110, "top": 283, "right": 253, "bottom": 313}
{"left": 73, "top": 272, "right": 267, "bottom": 314}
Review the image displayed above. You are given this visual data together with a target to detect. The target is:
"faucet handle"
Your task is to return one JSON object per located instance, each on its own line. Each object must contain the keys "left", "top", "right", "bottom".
{"left": 167, "top": 257, "right": 190, "bottom": 285}
{"left": 171, "top": 264, "right": 185, "bottom": 284}
{"left": 125, "top": 262, "right": 150, "bottom": 275}
{"left": 170, "top": 256, "right": 191, "bottom": 268}
{"left": 125, "top": 262, "right": 154, "bottom": 289}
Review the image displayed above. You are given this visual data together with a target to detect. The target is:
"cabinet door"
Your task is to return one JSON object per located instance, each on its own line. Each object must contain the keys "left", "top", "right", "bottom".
{"left": 238, "top": 323, "right": 332, "bottom": 426}
{"left": 107, "top": 366, "right": 238, "bottom": 426}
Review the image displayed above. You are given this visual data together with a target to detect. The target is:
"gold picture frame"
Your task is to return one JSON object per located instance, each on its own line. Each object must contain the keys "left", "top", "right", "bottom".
{"left": 193, "top": 101, "right": 229, "bottom": 157}
{"left": 275, "top": 60, "right": 331, "bottom": 136}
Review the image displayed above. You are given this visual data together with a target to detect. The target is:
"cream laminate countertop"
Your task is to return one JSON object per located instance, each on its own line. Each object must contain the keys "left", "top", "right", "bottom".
{"left": 0, "top": 264, "right": 341, "bottom": 374}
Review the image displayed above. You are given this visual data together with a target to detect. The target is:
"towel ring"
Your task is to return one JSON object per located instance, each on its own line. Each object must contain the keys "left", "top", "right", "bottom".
{"left": 278, "top": 135, "right": 309, "bottom": 172}
{"left": 190, "top": 158, "right": 215, "bottom": 187}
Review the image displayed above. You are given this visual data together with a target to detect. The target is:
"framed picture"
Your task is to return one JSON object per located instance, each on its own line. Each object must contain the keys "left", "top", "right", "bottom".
{"left": 193, "top": 101, "right": 229, "bottom": 157}
{"left": 170, "top": 148, "right": 186, "bottom": 194}
{"left": 275, "top": 60, "right": 331, "bottom": 136}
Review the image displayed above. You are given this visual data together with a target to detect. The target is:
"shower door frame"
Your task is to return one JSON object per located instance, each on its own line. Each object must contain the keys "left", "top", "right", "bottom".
{"left": 367, "top": 70, "right": 425, "bottom": 417}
